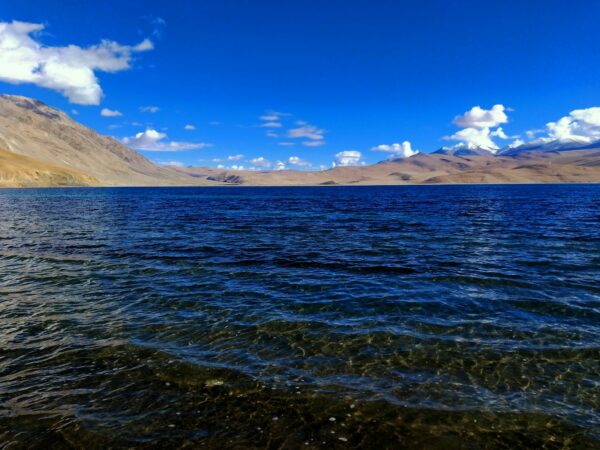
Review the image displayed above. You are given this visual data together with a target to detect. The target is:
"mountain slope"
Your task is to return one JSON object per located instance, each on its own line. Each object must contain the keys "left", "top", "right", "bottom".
{"left": 0, "top": 147, "right": 99, "bottom": 187}
{"left": 498, "top": 139, "right": 597, "bottom": 156}
{"left": 0, "top": 95, "right": 196, "bottom": 186}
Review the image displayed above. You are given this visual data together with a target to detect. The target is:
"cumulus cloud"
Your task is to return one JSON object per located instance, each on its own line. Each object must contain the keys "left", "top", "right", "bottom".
{"left": 453, "top": 104, "right": 508, "bottom": 129}
{"left": 227, "top": 154, "right": 244, "bottom": 161}
{"left": 100, "top": 108, "right": 122, "bottom": 117}
{"left": 249, "top": 156, "right": 271, "bottom": 168}
{"left": 184, "top": 124, "right": 196, "bottom": 130}
{"left": 333, "top": 150, "right": 363, "bottom": 167}
{"left": 490, "top": 127, "right": 508, "bottom": 139}
{"left": 122, "top": 129, "right": 211, "bottom": 151}
{"left": 287, "top": 156, "right": 311, "bottom": 167}
{"left": 371, "top": 141, "right": 419, "bottom": 159}
{"left": 0, "top": 20, "right": 153, "bottom": 105}
{"left": 140, "top": 105, "right": 159, "bottom": 113}
{"left": 546, "top": 107, "right": 600, "bottom": 144}
{"left": 274, "top": 161, "right": 286, "bottom": 170}
{"left": 446, "top": 127, "right": 500, "bottom": 150}
{"left": 446, "top": 104, "right": 511, "bottom": 152}
{"left": 509, "top": 107, "right": 600, "bottom": 150}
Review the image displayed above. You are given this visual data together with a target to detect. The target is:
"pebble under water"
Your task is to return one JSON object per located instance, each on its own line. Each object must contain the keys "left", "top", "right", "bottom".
{"left": 0, "top": 185, "right": 599, "bottom": 449}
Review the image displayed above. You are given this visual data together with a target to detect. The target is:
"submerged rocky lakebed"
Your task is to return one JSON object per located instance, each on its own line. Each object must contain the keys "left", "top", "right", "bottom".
{"left": 0, "top": 185, "right": 599, "bottom": 448}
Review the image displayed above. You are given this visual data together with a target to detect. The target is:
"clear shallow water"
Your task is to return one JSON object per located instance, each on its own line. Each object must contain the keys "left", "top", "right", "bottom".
{"left": 0, "top": 185, "right": 599, "bottom": 449}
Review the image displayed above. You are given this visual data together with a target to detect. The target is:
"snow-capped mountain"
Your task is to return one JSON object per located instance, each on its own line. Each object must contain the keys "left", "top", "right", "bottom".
{"left": 498, "top": 138, "right": 600, "bottom": 156}
{"left": 432, "top": 145, "right": 497, "bottom": 157}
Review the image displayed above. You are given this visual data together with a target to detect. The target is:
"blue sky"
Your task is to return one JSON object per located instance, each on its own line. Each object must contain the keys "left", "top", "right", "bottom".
{"left": 2, "top": 0, "right": 600, "bottom": 169}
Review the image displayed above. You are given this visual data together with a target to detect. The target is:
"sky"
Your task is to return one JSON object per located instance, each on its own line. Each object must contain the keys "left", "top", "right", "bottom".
{"left": 1, "top": 0, "right": 600, "bottom": 170}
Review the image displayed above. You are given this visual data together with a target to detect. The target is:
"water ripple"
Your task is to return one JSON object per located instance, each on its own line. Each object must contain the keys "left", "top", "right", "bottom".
{"left": 0, "top": 185, "right": 599, "bottom": 448}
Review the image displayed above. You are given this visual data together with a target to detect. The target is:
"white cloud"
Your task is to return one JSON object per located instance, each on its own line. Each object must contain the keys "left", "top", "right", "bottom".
{"left": 287, "top": 156, "right": 311, "bottom": 167}
{"left": 216, "top": 164, "right": 225, "bottom": 169}
{"left": 453, "top": 104, "right": 508, "bottom": 129}
{"left": 260, "top": 121, "right": 282, "bottom": 128}
{"left": 507, "top": 138, "right": 525, "bottom": 148}
{"left": 508, "top": 107, "right": 600, "bottom": 149}
{"left": 71, "top": 109, "right": 78, "bottom": 115}
{"left": 288, "top": 123, "right": 325, "bottom": 141}
{"left": 184, "top": 124, "right": 196, "bottom": 130}
{"left": 140, "top": 105, "right": 159, "bottom": 113}
{"left": 122, "top": 129, "right": 211, "bottom": 151}
{"left": 546, "top": 107, "right": 600, "bottom": 144}
{"left": 230, "top": 165, "right": 245, "bottom": 171}
{"left": 274, "top": 161, "right": 286, "bottom": 170}
{"left": 446, "top": 104, "right": 511, "bottom": 152}
{"left": 371, "top": 141, "right": 418, "bottom": 159}
{"left": 0, "top": 20, "right": 153, "bottom": 105}
{"left": 100, "top": 108, "right": 122, "bottom": 117}
{"left": 334, "top": 150, "right": 363, "bottom": 167}
{"left": 266, "top": 131, "right": 279, "bottom": 138}
{"left": 525, "top": 129, "right": 544, "bottom": 139}
{"left": 490, "top": 127, "right": 509, "bottom": 139}
{"left": 249, "top": 156, "right": 271, "bottom": 168}
{"left": 303, "top": 140, "right": 325, "bottom": 147}
{"left": 278, "top": 142, "right": 294, "bottom": 146}
{"left": 260, "top": 111, "right": 289, "bottom": 121}
{"left": 446, "top": 127, "right": 499, "bottom": 151}
{"left": 227, "top": 154, "right": 244, "bottom": 161}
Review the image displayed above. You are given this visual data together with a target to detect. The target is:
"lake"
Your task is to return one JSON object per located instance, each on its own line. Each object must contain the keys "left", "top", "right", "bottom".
{"left": 0, "top": 185, "right": 599, "bottom": 448}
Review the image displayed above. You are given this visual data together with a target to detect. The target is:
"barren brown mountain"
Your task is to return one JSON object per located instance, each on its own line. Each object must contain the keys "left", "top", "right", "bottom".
{"left": 0, "top": 95, "right": 200, "bottom": 187}
{"left": 1, "top": 94, "right": 599, "bottom": 187}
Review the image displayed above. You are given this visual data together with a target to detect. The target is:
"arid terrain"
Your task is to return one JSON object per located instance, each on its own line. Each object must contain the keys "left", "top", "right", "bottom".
{"left": 1, "top": 94, "right": 599, "bottom": 188}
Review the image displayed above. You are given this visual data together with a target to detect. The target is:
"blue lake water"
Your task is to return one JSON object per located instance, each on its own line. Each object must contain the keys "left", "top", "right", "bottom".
{"left": 0, "top": 185, "right": 599, "bottom": 448}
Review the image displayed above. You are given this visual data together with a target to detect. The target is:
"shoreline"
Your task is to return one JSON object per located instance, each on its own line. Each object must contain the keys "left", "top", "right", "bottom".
{"left": 1, "top": 180, "right": 599, "bottom": 189}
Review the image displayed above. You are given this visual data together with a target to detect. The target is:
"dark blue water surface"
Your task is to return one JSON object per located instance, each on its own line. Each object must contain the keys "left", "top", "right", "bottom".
{"left": 1, "top": 185, "right": 599, "bottom": 449}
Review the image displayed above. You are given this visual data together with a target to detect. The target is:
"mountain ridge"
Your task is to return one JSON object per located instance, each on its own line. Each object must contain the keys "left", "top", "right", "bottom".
{"left": 1, "top": 95, "right": 600, "bottom": 187}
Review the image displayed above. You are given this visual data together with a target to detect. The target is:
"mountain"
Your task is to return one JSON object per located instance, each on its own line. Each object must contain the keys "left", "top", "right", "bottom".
{"left": 432, "top": 146, "right": 496, "bottom": 157}
{"left": 0, "top": 95, "right": 198, "bottom": 186}
{"left": 0, "top": 94, "right": 599, "bottom": 187}
{"left": 173, "top": 149, "right": 600, "bottom": 185}
{"left": 0, "top": 147, "right": 99, "bottom": 187}
{"left": 498, "top": 139, "right": 600, "bottom": 156}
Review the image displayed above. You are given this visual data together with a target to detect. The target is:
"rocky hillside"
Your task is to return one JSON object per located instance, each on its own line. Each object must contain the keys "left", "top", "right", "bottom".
{"left": 0, "top": 147, "right": 99, "bottom": 187}
{"left": 0, "top": 95, "right": 197, "bottom": 186}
